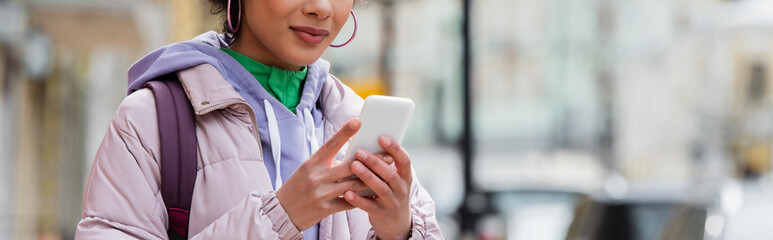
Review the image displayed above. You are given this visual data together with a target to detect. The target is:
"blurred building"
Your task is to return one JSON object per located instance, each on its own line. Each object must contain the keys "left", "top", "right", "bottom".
{"left": 0, "top": 0, "right": 218, "bottom": 239}
{"left": 4, "top": 0, "right": 773, "bottom": 239}
{"left": 328, "top": 0, "right": 773, "bottom": 238}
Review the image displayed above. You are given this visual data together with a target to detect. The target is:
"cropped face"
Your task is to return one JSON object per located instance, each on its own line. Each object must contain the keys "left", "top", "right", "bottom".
{"left": 239, "top": 0, "right": 354, "bottom": 69}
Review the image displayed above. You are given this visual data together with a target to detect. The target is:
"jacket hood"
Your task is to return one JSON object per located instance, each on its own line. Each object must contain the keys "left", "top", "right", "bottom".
{"left": 126, "top": 31, "right": 330, "bottom": 114}
{"left": 127, "top": 31, "right": 230, "bottom": 94}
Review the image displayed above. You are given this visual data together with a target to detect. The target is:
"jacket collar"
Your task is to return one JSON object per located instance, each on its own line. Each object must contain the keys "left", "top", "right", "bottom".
{"left": 176, "top": 63, "right": 247, "bottom": 115}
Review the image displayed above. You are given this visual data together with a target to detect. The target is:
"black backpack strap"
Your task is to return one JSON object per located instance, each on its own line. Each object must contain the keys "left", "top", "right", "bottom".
{"left": 142, "top": 73, "right": 198, "bottom": 240}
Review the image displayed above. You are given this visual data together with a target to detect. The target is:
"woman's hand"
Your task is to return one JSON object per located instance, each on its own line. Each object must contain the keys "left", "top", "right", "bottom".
{"left": 275, "top": 119, "right": 369, "bottom": 230}
{"left": 343, "top": 136, "right": 412, "bottom": 240}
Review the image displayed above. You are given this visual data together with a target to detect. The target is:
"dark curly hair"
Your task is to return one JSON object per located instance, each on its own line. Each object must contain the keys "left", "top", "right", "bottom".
{"left": 207, "top": 0, "right": 241, "bottom": 41}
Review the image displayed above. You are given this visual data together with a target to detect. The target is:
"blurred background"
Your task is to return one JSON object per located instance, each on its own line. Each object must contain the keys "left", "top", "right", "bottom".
{"left": 3, "top": 0, "right": 773, "bottom": 239}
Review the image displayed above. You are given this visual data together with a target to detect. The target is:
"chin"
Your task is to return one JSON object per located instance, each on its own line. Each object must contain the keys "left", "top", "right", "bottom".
{"left": 291, "top": 58, "right": 319, "bottom": 67}
{"left": 284, "top": 50, "right": 325, "bottom": 67}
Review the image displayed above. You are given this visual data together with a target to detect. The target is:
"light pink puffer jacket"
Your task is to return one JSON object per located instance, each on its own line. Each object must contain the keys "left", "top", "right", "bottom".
{"left": 75, "top": 64, "right": 443, "bottom": 239}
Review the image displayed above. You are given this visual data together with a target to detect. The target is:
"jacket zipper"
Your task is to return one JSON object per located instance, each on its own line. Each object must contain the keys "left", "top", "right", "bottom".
{"left": 196, "top": 99, "right": 265, "bottom": 162}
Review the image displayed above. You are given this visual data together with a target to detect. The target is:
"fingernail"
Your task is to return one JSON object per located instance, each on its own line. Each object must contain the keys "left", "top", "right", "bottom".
{"left": 352, "top": 161, "right": 365, "bottom": 173}
{"left": 345, "top": 191, "right": 355, "bottom": 201}
{"left": 349, "top": 119, "right": 360, "bottom": 130}
{"left": 380, "top": 136, "right": 392, "bottom": 146}
{"left": 356, "top": 150, "right": 367, "bottom": 160}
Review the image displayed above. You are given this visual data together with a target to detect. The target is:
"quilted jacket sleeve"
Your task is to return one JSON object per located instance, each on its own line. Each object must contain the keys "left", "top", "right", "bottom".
{"left": 75, "top": 89, "right": 302, "bottom": 240}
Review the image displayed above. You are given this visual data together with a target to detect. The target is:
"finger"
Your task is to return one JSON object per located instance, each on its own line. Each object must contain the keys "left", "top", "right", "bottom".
{"left": 326, "top": 152, "right": 392, "bottom": 182}
{"left": 351, "top": 160, "right": 393, "bottom": 199}
{"left": 327, "top": 197, "right": 356, "bottom": 213}
{"left": 327, "top": 160, "right": 356, "bottom": 181}
{"left": 325, "top": 150, "right": 394, "bottom": 182}
{"left": 313, "top": 118, "right": 360, "bottom": 162}
{"left": 344, "top": 191, "right": 380, "bottom": 213}
{"left": 329, "top": 178, "right": 369, "bottom": 198}
{"left": 379, "top": 136, "right": 412, "bottom": 181}
{"left": 374, "top": 153, "right": 394, "bottom": 165}
{"left": 355, "top": 149, "right": 403, "bottom": 191}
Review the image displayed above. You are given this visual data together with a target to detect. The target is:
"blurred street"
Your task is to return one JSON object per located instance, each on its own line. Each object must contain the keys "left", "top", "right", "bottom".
{"left": 4, "top": 0, "right": 773, "bottom": 239}
{"left": 724, "top": 178, "right": 773, "bottom": 239}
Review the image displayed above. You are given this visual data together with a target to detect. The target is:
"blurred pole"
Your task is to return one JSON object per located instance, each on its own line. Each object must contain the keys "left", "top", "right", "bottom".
{"left": 457, "top": 0, "right": 479, "bottom": 237}
{"left": 378, "top": 0, "right": 395, "bottom": 94}
{"left": 598, "top": 0, "right": 616, "bottom": 171}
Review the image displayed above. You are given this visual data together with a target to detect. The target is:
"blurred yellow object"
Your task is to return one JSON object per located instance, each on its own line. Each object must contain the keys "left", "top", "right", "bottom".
{"left": 170, "top": 0, "right": 203, "bottom": 42}
{"left": 737, "top": 143, "right": 771, "bottom": 176}
{"left": 341, "top": 77, "right": 387, "bottom": 98}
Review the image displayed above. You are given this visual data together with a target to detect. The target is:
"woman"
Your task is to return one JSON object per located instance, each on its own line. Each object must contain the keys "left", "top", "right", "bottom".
{"left": 74, "top": 0, "right": 442, "bottom": 239}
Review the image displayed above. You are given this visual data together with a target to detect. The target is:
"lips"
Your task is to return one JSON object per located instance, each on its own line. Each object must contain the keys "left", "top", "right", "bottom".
{"left": 290, "top": 26, "right": 330, "bottom": 45}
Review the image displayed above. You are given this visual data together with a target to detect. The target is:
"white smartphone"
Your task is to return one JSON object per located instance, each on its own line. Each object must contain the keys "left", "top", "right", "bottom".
{"left": 343, "top": 95, "right": 415, "bottom": 197}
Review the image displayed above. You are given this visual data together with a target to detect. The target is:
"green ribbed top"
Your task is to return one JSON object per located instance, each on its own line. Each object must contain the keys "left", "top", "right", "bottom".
{"left": 221, "top": 48, "right": 307, "bottom": 114}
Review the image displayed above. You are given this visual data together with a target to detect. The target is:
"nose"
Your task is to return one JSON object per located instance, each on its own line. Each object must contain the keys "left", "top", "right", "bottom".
{"left": 302, "top": 0, "right": 334, "bottom": 20}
